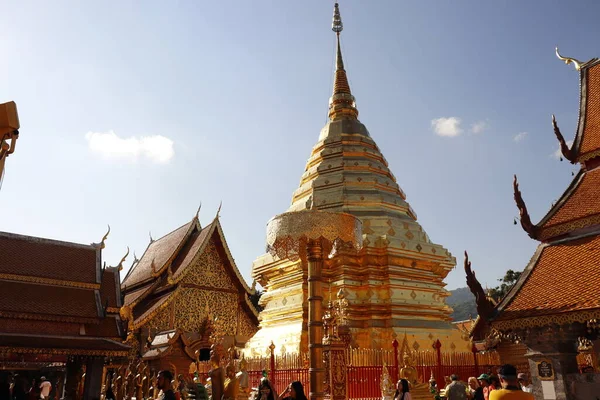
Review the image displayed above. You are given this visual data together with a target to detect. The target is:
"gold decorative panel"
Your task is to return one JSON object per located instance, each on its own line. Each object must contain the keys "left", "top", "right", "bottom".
{"left": 182, "top": 239, "right": 235, "bottom": 290}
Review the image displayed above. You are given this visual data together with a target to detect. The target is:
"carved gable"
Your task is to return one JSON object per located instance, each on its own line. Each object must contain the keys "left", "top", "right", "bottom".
{"left": 181, "top": 235, "right": 236, "bottom": 290}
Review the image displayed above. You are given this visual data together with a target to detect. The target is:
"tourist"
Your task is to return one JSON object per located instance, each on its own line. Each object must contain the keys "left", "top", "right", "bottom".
{"left": 255, "top": 380, "right": 275, "bottom": 400}
{"left": 157, "top": 371, "right": 176, "bottom": 400}
{"left": 393, "top": 379, "right": 411, "bottom": 400}
{"left": 489, "top": 364, "right": 533, "bottom": 400}
{"left": 467, "top": 377, "right": 482, "bottom": 400}
{"left": 476, "top": 374, "right": 490, "bottom": 400}
{"left": 27, "top": 379, "right": 38, "bottom": 400}
{"left": 277, "top": 381, "right": 307, "bottom": 400}
{"left": 516, "top": 373, "right": 532, "bottom": 393}
{"left": 444, "top": 374, "right": 467, "bottom": 400}
{"left": 38, "top": 377, "right": 51, "bottom": 400}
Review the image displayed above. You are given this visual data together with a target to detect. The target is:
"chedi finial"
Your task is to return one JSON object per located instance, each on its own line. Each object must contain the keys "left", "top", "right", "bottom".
{"left": 332, "top": 3, "right": 343, "bottom": 33}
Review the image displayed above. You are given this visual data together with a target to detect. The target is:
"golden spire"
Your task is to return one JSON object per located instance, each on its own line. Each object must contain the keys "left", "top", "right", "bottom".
{"left": 329, "top": 3, "right": 358, "bottom": 121}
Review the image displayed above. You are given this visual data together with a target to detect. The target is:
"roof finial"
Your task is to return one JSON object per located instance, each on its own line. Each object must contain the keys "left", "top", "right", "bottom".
{"left": 196, "top": 201, "right": 202, "bottom": 221}
{"left": 328, "top": 2, "right": 358, "bottom": 121}
{"left": 149, "top": 231, "right": 154, "bottom": 244}
{"left": 555, "top": 47, "right": 585, "bottom": 71}
{"left": 216, "top": 201, "right": 222, "bottom": 219}
{"left": 117, "top": 246, "right": 129, "bottom": 271}
{"left": 99, "top": 225, "right": 110, "bottom": 249}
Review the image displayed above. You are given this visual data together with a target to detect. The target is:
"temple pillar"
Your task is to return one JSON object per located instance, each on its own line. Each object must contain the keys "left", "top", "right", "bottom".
{"left": 526, "top": 351, "right": 578, "bottom": 400}
{"left": 65, "top": 359, "right": 83, "bottom": 400}
{"left": 83, "top": 358, "right": 105, "bottom": 400}
{"left": 307, "top": 239, "right": 324, "bottom": 400}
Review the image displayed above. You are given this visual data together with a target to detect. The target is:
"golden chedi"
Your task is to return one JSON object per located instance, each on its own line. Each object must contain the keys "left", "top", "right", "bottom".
{"left": 247, "top": 3, "right": 466, "bottom": 354}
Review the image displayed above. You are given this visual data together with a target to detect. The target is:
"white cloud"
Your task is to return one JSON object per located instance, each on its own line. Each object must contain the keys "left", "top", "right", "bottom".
{"left": 552, "top": 140, "right": 574, "bottom": 159}
{"left": 513, "top": 132, "right": 528, "bottom": 143}
{"left": 85, "top": 131, "right": 174, "bottom": 164}
{"left": 470, "top": 120, "right": 488, "bottom": 134}
{"left": 431, "top": 117, "right": 462, "bottom": 137}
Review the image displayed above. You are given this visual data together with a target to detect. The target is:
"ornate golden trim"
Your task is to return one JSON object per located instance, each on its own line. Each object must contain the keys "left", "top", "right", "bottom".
{"left": 492, "top": 309, "right": 600, "bottom": 331}
{"left": 0, "top": 346, "right": 128, "bottom": 357}
{"left": 106, "top": 307, "right": 121, "bottom": 314}
{"left": 540, "top": 213, "right": 600, "bottom": 240}
{"left": 0, "top": 273, "right": 100, "bottom": 289}
{"left": 579, "top": 148, "right": 600, "bottom": 163}
{"left": 133, "top": 288, "right": 180, "bottom": 330}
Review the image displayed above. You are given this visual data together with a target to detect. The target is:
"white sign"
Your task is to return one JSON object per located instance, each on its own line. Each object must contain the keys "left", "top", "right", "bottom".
{"left": 541, "top": 380, "right": 556, "bottom": 400}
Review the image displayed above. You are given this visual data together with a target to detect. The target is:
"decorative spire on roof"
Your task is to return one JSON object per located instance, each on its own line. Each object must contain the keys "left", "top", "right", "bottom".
{"left": 464, "top": 251, "right": 495, "bottom": 320}
{"left": 116, "top": 246, "right": 130, "bottom": 271}
{"left": 513, "top": 175, "right": 539, "bottom": 240}
{"left": 328, "top": 3, "right": 358, "bottom": 121}
{"left": 551, "top": 115, "right": 576, "bottom": 163}
{"left": 196, "top": 201, "right": 202, "bottom": 221}
{"left": 98, "top": 225, "right": 110, "bottom": 249}
{"left": 555, "top": 47, "right": 586, "bottom": 71}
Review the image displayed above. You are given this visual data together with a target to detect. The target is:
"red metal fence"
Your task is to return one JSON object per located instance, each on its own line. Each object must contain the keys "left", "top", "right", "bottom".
{"left": 195, "top": 341, "right": 500, "bottom": 400}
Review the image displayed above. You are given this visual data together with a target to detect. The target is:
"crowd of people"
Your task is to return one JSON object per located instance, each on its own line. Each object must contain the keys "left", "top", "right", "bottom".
{"left": 434, "top": 364, "right": 533, "bottom": 400}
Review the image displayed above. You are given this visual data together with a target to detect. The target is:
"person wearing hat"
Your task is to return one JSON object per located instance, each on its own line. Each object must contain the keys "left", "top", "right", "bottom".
{"left": 516, "top": 373, "right": 532, "bottom": 393}
{"left": 39, "top": 377, "right": 51, "bottom": 400}
{"left": 489, "top": 365, "right": 533, "bottom": 400}
{"left": 476, "top": 374, "right": 490, "bottom": 400}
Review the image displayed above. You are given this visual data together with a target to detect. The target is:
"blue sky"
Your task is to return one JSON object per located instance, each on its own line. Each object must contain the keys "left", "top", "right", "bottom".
{"left": 1, "top": 0, "right": 598, "bottom": 291}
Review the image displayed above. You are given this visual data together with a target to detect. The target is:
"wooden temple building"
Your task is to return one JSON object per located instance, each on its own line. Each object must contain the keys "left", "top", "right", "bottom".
{"left": 0, "top": 230, "right": 130, "bottom": 400}
{"left": 120, "top": 211, "right": 259, "bottom": 374}
{"left": 467, "top": 50, "right": 600, "bottom": 399}
{"left": 246, "top": 2, "right": 467, "bottom": 355}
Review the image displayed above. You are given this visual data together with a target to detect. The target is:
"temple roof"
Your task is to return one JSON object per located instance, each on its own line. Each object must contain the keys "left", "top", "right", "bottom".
{"left": 285, "top": 3, "right": 454, "bottom": 269}
{"left": 122, "top": 220, "right": 197, "bottom": 289}
{"left": 571, "top": 59, "right": 600, "bottom": 163}
{"left": 492, "top": 232, "right": 600, "bottom": 328}
{"left": 0, "top": 280, "right": 101, "bottom": 322}
{"left": 535, "top": 167, "right": 600, "bottom": 240}
{"left": 514, "top": 52, "right": 600, "bottom": 242}
{"left": 0, "top": 231, "right": 100, "bottom": 285}
{"left": 0, "top": 229, "right": 128, "bottom": 351}
{"left": 122, "top": 213, "right": 259, "bottom": 326}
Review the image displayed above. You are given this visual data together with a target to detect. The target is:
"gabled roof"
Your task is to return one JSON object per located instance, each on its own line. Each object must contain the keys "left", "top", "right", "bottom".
{"left": 0, "top": 280, "right": 101, "bottom": 322}
{"left": 535, "top": 167, "right": 600, "bottom": 240}
{"left": 492, "top": 231, "right": 600, "bottom": 329}
{"left": 122, "top": 219, "right": 198, "bottom": 289}
{"left": 573, "top": 59, "right": 600, "bottom": 163}
{"left": 0, "top": 231, "right": 100, "bottom": 285}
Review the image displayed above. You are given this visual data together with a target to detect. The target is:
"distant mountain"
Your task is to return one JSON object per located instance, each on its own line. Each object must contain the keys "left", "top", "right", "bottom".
{"left": 446, "top": 287, "right": 477, "bottom": 321}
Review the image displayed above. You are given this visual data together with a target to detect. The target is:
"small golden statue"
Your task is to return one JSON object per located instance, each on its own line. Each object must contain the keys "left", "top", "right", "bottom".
{"left": 236, "top": 356, "right": 250, "bottom": 400}
{"left": 208, "top": 344, "right": 225, "bottom": 400}
{"left": 380, "top": 363, "right": 395, "bottom": 400}
{"left": 222, "top": 362, "right": 239, "bottom": 400}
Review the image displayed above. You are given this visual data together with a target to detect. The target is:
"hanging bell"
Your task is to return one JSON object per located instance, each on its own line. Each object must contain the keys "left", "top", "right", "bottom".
{"left": 560, "top": 156, "right": 563, "bottom": 162}
{"left": 513, "top": 218, "right": 517, "bottom": 225}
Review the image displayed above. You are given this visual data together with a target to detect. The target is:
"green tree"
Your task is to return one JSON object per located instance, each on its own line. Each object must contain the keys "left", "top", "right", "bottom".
{"left": 488, "top": 269, "right": 521, "bottom": 302}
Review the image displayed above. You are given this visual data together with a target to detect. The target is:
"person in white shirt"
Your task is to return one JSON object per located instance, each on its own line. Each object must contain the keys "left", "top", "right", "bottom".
{"left": 517, "top": 373, "right": 532, "bottom": 393}
{"left": 39, "top": 377, "right": 52, "bottom": 400}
